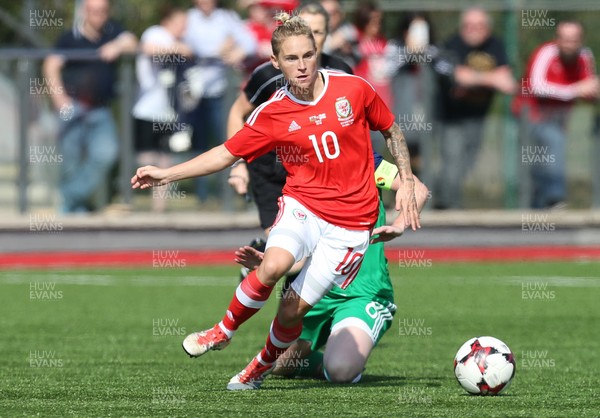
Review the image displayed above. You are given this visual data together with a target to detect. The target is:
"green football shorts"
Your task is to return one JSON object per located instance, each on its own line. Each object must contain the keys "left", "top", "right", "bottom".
{"left": 300, "top": 294, "right": 397, "bottom": 351}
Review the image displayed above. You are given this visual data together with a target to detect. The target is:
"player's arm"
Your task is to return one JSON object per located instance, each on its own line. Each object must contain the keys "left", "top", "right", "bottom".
{"left": 371, "top": 175, "right": 429, "bottom": 244}
{"left": 226, "top": 93, "right": 257, "bottom": 194}
{"left": 380, "top": 122, "right": 420, "bottom": 231}
{"left": 131, "top": 144, "right": 238, "bottom": 189}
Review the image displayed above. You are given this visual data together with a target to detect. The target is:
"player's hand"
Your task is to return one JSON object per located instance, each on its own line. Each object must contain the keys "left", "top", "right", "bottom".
{"left": 234, "top": 246, "right": 264, "bottom": 270}
{"left": 378, "top": 176, "right": 427, "bottom": 241}
{"left": 370, "top": 225, "right": 404, "bottom": 244}
{"left": 414, "top": 175, "right": 431, "bottom": 211}
{"left": 228, "top": 163, "right": 249, "bottom": 195}
{"left": 396, "top": 178, "right": 421, "bottom": 231}
{"left": 131, "top": 165, "right": 169, "bottom": 190}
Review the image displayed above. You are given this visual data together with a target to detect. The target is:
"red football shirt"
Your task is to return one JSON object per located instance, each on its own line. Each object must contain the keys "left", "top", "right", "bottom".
{"left": 512, "top": 42, "right": 596, "bottom": 121}
{"left": 225, "top": 70, "right": 395, "bottom": 230}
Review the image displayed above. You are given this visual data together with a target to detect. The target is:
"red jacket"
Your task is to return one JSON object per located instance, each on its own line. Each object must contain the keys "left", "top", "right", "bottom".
{"left": 512, "top": 41, "right": 596, "bottom": 122}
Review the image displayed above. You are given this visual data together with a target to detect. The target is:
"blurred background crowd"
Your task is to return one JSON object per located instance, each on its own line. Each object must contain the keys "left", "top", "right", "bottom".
{"left": 1, "top": 0, "right": 599, "bottom": 215}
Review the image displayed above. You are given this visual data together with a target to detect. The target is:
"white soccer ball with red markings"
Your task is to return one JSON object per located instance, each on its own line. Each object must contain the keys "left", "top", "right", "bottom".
{"left": 453, "top": 336, "right": 516, "bottom": 395}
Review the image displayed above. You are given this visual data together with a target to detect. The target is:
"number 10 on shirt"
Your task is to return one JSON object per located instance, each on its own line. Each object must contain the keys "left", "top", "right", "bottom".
{"left": 309, "top": 131, "right": 340, "bottom": 163}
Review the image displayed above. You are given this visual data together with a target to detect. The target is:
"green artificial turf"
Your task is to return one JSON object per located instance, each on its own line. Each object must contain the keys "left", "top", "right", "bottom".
{"left": 0, "top": 261, "right": 598, "bottom": 417}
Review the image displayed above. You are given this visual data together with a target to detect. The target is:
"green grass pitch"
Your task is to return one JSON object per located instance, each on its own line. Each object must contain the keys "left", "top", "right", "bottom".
{"left": 1, "top": 261, "right": 598, "bottom": 417}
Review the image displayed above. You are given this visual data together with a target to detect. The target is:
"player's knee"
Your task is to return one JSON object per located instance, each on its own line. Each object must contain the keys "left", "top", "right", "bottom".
{"left": 323, "top": 357, "right": 363, "bottom": 383}
{"left": 257, "top": 259, "right": 285, "bottom": 286}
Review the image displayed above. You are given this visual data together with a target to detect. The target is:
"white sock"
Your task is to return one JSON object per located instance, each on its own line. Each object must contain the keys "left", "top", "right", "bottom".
{"left": 218, "top": 321, "right": 235, "bottom": 339}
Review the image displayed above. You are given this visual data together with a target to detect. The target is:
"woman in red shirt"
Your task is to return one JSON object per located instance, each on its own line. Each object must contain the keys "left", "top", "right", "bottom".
{"left": 131, "top": 12, "right": 418, "bottom": 391}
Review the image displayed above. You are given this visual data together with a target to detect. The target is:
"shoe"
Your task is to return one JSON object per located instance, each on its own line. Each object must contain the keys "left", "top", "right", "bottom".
{"left": 227, "top": 356, "right": 275, "bottom": 390}
{"left": 182, "top": 324, "right": 230, "bottom": 357}
{"left": 239, "top": 266, "right": 250, "bottom": 282}
{"left": 239, "top": 237, "right": 267, "bottom": 282}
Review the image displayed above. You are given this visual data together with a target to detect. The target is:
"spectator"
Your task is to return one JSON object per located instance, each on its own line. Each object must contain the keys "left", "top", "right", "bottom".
{"left": 238, "top": 0, "right": 276, "bottom": 71}
{"left": 183, "top": 0, "right": 257, "bottom": 203}
{"left": 320, "top": 0, "right": 359, "bottom": 68}
{"left": 513, "top": 21, "right": 598, "bottom": 209}
{"left": 43, "top": 0, "right": 137, "bottom": 213}
{"left": 132, "top": 4, "right": 192, "bottom": 212}
{"left": 352, "top": 0, "right": 392, "bottom": 108}
{"left": 433, "top": 7, "right": 516, "bottom": 209}
{"left": 387, "top": 12, "right": 438, "bottom": 176}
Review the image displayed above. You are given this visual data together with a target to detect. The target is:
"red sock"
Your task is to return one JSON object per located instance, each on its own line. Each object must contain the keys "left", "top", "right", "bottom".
{"left": 259, "top": 316, "right": 303, "bottom": 364}
{"left": 220, "top": 270, "right": 273, "bottom": 333}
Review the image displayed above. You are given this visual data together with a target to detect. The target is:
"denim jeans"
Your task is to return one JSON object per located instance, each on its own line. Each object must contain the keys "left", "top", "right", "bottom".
{"left": 528, "top": 120, "right": 567, "bottom": 208}
{"left": 186, "top": 96, "right": 226, "bottom": 202}
{"left": 59, "top": 104, "right": 119, "bottom": 213}
{"left": 436, "top": 117, "right": 485, "bottom": 209}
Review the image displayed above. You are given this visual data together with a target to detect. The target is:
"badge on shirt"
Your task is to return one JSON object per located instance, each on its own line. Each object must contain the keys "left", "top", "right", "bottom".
{"left": 309, "top": 113, "right": 327, "bottom": 125}
{"left": 335, "top": 97, "right": 354, "bottom": 127}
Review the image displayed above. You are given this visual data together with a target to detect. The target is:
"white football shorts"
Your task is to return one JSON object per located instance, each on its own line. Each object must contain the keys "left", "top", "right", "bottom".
{"left": 266, "top": 195, "right": 370, "bottom": 306}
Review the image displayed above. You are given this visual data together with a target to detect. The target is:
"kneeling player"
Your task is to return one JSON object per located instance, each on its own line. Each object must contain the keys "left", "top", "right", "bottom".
{"left": 235, "top": 174, "right": 429, "bottom": 383}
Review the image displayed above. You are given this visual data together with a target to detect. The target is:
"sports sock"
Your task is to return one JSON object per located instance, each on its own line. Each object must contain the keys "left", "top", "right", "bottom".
{"left": 259, "top": 316, "right": 303, "bottom": 364}
{"left": 220, "top": 270, "right": 274, "bottom": 334}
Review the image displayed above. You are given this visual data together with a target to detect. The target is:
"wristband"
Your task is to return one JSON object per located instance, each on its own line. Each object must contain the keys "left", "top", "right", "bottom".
{"left": 374, "top": 160, "right": 399, "bottom": 190}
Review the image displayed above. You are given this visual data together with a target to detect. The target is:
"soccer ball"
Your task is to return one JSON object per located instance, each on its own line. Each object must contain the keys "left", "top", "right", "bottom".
{"left": 453, "top": 336, "right": 516, "bottom": 395}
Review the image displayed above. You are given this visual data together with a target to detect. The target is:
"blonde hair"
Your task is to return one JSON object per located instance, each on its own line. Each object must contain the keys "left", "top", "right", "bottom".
{"left": 271, "top": 12, "right": 316, "bottom": 57}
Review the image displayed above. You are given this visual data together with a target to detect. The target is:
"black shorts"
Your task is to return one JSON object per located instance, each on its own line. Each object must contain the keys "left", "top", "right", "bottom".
{"left": 134, "top": 118, "right": 171, "bottom": 152}
{"left": 248, "top": 152, "right": 287, "bottom": 229}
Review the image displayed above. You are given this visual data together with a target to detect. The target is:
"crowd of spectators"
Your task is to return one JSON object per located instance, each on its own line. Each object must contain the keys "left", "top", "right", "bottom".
{"left": 42, "top": 0, "right": 598, "bottom": 213}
